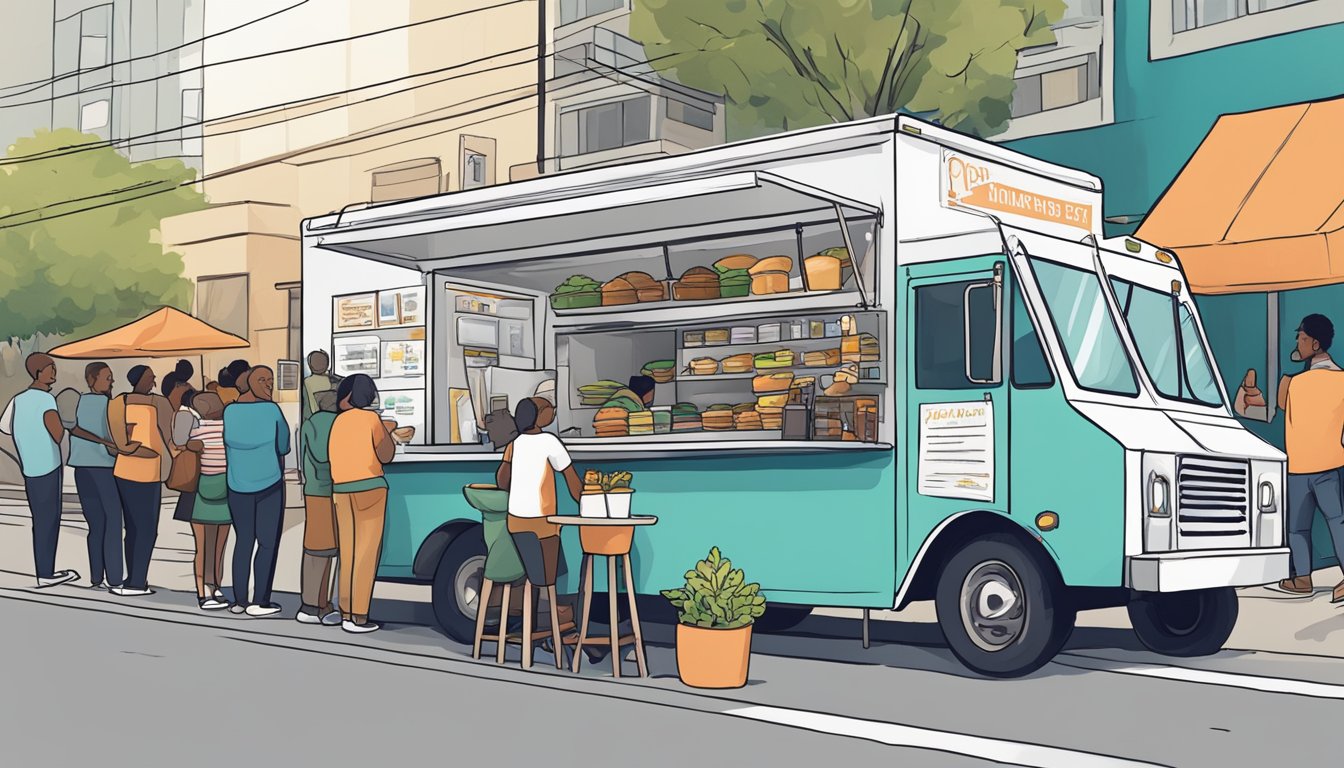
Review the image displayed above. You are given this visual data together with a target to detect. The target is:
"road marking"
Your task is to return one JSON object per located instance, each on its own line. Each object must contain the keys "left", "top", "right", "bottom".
{"left": 724, "top": 705, "right": 1166, "bottom": 768}
{"left": 1056, "top": 654, "right": 1344, "bottom": 699}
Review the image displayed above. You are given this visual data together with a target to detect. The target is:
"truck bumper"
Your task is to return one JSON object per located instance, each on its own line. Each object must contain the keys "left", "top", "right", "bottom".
{"left": 1127, "top": 547, "right": 1290, "bottom": 593}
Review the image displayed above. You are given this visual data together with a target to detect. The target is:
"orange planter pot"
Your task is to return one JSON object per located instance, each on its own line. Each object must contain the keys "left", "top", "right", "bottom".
{"left": 675, "top": 624, "right": 752, "bottom": 689}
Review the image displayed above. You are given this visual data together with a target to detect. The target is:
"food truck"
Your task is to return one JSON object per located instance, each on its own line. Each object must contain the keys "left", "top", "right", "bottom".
{"left": 300, "top": 115, "right": 1287, "bottom": 677}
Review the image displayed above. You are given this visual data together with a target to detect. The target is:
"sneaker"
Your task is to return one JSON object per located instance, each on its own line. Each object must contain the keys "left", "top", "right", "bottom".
{"left": 110, "top": 586, "right": 154, "bottom": 597}
{"left": 246, "top": 603, "right": 283, "bottom": 618}
{"left": 342, "top": 620, "right": 381, "bottom": 634}
{"left": 295, "top": 608, "right": 323, "bottom": 625}
{"left": 1267, "top": 576, "right": 1313, "bottom": 596}
{"left": 1332, "top": 581, "right": 1344, "bottom": 604}
{"left": 86, "top": 581, "right": 105, "bottom": 590}
{"left": 229, "top": 603, "right": 247, "bottom": 615}
{"left": 36, "top": 570, "right": 79, "bottom": 589}
{"left": 212, "top": 587, "right": 225, "bottom": 601}
{"left": 199, "top": 597, "right": 229, "bottom": 611}
{"left": 320, "top": 611, "right": 342, "bottom": 626}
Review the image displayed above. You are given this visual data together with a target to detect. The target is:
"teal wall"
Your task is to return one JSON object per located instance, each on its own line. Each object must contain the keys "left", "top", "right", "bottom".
{"left": 1007, "top": 5, "right": 1344, "bottom": 569}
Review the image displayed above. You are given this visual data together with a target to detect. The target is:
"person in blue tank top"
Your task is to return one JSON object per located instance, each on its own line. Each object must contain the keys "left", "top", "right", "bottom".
{"left": 68, "top": 362, "right": 124, "bottom": 591}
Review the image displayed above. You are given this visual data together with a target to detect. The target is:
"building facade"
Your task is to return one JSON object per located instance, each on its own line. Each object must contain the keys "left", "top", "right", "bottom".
{"left": 0, "top": 0, "right": 205, "bottom": 168}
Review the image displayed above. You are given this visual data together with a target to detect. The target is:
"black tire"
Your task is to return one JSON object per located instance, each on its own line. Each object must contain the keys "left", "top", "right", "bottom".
{"left": 935, "top": 533, "right": 1076, "bottom": 678}
{"left": 431, "top": 528, "right": 487, "bottom": 643}
{"left": 751, "top": 605, "right": 813, "bottom": 634}
{"left": 1127, "top": 587, "right": 1238, "bottom": 657}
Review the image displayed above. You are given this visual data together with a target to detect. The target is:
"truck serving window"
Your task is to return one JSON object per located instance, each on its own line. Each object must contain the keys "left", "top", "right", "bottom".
{"left": 1110, "top": 277, "right": 1222, "bottom": 407}
{"left": 1028, "top": 259, "right": 1138, "bottom": 397}
{"left": 915, "top": 279, "right": 999, "bottom": 390}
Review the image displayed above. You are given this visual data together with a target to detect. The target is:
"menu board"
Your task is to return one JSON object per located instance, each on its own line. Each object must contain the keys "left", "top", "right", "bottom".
{"left": 381, "top": 340, "right": 425, "bottom": 378}
{"left": 335, "top": 293, "right": 377, "bottom": 330}
{"left": 917, "top": 401, "right": 994, "bottom": 503}
{"left": 396, "top": 287, "right": 425, "bottom": 325}
{"left": 334, "top": 335, "right": 381, "bottom": 377}
{"left": 379, "top": 292, "right": 402, "bottom": 326}
{"left": 380, "top": 389, "right": 425, "bottom": 439}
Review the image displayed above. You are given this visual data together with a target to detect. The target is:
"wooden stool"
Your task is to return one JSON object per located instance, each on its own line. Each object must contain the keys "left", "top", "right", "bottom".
{"left": 473, "top": 578, "right": 575, "bottom": 669}
{"left": 552, "top": 516, "right": 658, "bottom": 678}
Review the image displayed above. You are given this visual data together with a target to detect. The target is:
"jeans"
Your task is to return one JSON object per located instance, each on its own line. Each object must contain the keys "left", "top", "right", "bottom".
{"left": 74, "top": 467, "right": 124, "bottom": 587}
{"left": 229, "top": 482, "right": 284, "bottom": 606}
{"left": 116, "top": 478, "right": 161, "bottom": 590}
{"left": 23, "top": 469, "right": 62, "bottom": 579}
{"left": 1286, "top": 468, "right": 1344, "bottom": 578}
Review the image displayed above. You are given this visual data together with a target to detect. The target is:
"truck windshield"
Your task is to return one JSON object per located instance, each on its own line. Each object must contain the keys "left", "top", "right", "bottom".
{"left": 1029, "top": 258, "right": 1139, "bottom": 396}
{"left": 1109, "top": 278, "right": 1223, "bottom": 407}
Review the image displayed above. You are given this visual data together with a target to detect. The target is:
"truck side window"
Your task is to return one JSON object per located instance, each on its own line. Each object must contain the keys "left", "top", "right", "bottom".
{"left": 1011, "top": 284, "right": 1054, "bottom": 388}
{"left": 915, "top": 280, "right": 999, "bottom": 390}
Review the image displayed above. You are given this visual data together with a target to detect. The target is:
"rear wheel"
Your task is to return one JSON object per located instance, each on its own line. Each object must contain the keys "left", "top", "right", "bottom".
{"left": 935, "top": 533, "right": 1075, "bottom": 678}
{"left": 752, "top": 605, "right": 813, "bottom": 634}
{"left": 431, "top": 529, "right": 487, "bottom": 643}
{"left": 1127, "top": 587, "right": 1237, "bottom": 657}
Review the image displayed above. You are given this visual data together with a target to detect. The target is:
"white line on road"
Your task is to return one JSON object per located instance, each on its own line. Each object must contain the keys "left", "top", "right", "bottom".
{"left": 1056, "top": 654, "right": 1344, "bottom": 700}
{"left": 724, "top": 705, "right": 1168, "bottom": 768}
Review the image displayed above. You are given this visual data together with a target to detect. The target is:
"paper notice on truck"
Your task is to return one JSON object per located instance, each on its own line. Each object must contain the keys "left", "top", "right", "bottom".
{"left": 918, "top": 401, "right": 994, "bottom": 503}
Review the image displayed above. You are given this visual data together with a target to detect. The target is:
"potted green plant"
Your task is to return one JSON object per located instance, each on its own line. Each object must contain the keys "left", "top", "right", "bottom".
{"left": 660, "top": 547, "right": 766, "bottom": 689}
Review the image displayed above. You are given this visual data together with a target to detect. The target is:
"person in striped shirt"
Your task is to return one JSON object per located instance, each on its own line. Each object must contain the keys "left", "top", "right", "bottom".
{"left": 184, "top": 392, "right": 231, "bottom": 610}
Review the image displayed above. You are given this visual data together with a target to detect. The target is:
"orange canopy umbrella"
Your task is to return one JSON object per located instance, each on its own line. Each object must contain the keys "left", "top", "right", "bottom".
{"left": 1137, "top": 96, "right": 1344, "bottom": 295}
{"left": 49, "top": 306, "right": 249, "bottom": 359}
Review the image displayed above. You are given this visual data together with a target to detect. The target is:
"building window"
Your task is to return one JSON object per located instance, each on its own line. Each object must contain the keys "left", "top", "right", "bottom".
{"left": 667, "top": 98, "right": 715, "bottom": 131}
{"left": 1152, "top": 0, "right": 1344, "bottom": 59}
{"left": 559, "top": 0, "right": 624, "bottom": 26}
{"left": 80, "top": 100, "right": 109, "bottom": 131}
{"left": 1011, "top": 57, "right": 1097, "bottom": 117}
{"left": 996, "top": 0, "right": 1112, "bottom": 139}
{"left": 76, "top": 5, "right": 113, "bottom": 87}
{"left": 181, "top": 88, "right": 203, "bottom": 155}
{"left": 79, "top": 32, "right": 107, "bottom": 71}
{"left": 561, "top": 96, "right": 651, "bottom": 157}
{"left": 370, "top": 158, "right": 442, "bottom": 203}
{"left": 284, "top": 286, "right": 301, "bottom": 363}
{"left": 197, "top": 274, "right": 249, "bottom": 339}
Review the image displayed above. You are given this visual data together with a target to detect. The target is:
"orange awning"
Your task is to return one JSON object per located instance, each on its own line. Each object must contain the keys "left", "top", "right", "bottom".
{"left": 1137, "top": 96, "right": 1344, "bottom": 295}
{"left": 49, "top": 307, "right": 248, "bottom": 359}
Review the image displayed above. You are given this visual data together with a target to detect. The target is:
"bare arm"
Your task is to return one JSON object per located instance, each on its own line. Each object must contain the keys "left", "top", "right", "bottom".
{"left": 562, "top": 465, "right": 582, "bottom": 503}
{"left": 496, "top": 442, "right": 512, "bottom": 491}
{"left": 70, "top": 426, "right": 113, "bottom": 446}
{"left": 374, "top": 422, "right": 396, "bottom": 464}
{"left": 1278, "top": 374, "right": 1292, "bottom": 412}
{"left": 43, "top": 410, "right": 64, "bottom": 445}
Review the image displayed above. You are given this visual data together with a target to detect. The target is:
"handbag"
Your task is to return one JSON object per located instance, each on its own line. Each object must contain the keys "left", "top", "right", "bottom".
{"left": 167, "top": 447, "right": 200, "bottom": 493}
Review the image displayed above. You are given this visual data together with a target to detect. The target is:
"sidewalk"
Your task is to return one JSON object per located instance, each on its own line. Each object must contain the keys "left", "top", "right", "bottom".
{"left": 2, "top": 486, "right": 1344, "bottom": 661}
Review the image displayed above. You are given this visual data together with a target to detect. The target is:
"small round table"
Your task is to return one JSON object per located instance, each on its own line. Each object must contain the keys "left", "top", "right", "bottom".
{"left": 550, "top": 515, "right": 658, "bottom": 678}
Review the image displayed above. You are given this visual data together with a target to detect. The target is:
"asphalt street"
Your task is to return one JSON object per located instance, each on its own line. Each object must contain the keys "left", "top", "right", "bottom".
{"left": 1, "top": 579, "right": 1340, "bottom": 768}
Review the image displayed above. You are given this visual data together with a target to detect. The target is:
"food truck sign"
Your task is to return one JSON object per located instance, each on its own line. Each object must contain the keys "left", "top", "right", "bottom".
{"left": 941, "top": 149, "right": 1096, "bottom": 234}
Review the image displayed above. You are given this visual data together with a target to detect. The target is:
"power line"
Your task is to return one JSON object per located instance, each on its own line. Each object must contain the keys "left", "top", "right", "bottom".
{"left": 0, "top": 0, "right": 534, "bottom": 110}
{"left": 0, "top": 0, "right": 313, "bottom": 98}
{"left": 1, "top": 42, "right": 713, "bottom": 168}
{"left": 0, "top": 51, "right": 717, "bottom": 230}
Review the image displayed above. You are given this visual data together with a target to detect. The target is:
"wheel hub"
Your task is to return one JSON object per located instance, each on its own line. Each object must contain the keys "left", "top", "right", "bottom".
{"left": 454, "top": 554, "right": 486, "bottom": 621}
{"left": 960, "top": 560, "right": 1027, "bottom": 652}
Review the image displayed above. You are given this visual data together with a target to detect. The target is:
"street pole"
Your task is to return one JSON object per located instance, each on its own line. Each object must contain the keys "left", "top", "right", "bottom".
{"left": 536, "top": 0, "right": 546, "bottom": 176}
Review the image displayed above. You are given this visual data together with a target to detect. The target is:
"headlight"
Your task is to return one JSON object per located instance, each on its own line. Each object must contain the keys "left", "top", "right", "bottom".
{"left": 1258, "top": 480, "right": 1276, "bottom": 512}
{"left": 1148, "top": 472, "right": 1171, "bottom": 517}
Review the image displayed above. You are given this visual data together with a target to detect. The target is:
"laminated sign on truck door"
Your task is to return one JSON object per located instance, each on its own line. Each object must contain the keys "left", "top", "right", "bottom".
{"left": 918, "top": 401, "right": 994, "bottom": 503}
{"left": 941, "top": 149, "right": 1097, "bottom": 237}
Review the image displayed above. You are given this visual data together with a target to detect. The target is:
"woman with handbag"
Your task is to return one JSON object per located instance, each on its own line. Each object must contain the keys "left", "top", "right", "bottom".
{"left": 182, "top": 392, "right": 231, "bottom": 610}
{"left": 166, "top": 364, "right": 199, "bottom": 526}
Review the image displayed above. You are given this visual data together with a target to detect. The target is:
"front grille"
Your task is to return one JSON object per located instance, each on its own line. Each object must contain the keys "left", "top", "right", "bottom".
{"left": 1176, "top": 456, "right": 1251, "bottom": 549}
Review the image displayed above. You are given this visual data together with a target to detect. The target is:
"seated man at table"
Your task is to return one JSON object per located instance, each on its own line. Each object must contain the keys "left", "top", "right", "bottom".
{"left": 496, "top": 397, "right": 580, "bottom": 642}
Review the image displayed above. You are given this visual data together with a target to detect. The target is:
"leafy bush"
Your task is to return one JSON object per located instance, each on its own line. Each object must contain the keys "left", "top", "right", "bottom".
{"left": 660, "top": 547, "right": 766, "bottom": 629}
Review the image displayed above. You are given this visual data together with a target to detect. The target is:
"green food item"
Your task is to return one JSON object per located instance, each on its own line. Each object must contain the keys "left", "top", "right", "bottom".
{"left": 550, "top": 275, "right": 602, "bottom": 310}
{"left": 604, "top": 395, "right": 643, "bottom": 412}
{"left": 579, "top": 380, "right": 623, "bottom": 393}
{"left": 672, "top": 402, "right": 699, "bottom": 416}
{"left": 653, "top": 411, "right": 672, "bottom": 425}
{"left": 641, "top": 360, "right": 675, "bottom": 373}
{"left": 554, "top": 274, "right": 601, "bottom": 293}
{"left": 817, "top": 247, "right": 851, "bottom": 265}
{"left": 707, "top": 403, "right": 733, "bottom": 411}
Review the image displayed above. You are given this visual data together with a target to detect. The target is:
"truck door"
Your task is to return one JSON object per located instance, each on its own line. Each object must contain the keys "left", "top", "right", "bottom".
{"left": 904, "top": 259, "right": 1009, "bottom": 562}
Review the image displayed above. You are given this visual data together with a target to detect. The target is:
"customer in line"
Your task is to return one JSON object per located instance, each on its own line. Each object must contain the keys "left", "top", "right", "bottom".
{"left": 183, "top": 392, "right": 231, "bottom": 610}
{"left": 108, "top": 365, "right": 174, "bottom": 597}
{"left": 301, "top": 350, "right": 342, "bottom": 422}
{"left": 496, "top": 396, "right": 582, "bottom": 640}
{"left": 1236, "top": 313, "right": 1344, "bottom": 600}
{"left": 224, "top": 366, "right": 291, "bottom": 617}
{"left": 216, "top": 360, "right": 250, "bottom": 406}
{"left": 329, "top": 374, "right": 395, "bottom": 634}
{"left": 166, "top": 363, "right": 199, "bottom": 524}
{"left": 3, "top": 354, "right": 80, "bottom": 588}
{"left": 297, "top": 390, "right": 341, "bottom": 625}
{"left": 68, "top": 362, "right": 123, "bottom": 591}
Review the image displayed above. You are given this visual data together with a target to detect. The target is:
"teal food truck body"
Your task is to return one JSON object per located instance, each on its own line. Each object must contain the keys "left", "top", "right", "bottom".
{"left": 302, "top": 116, "right": 1287, "bottom": 677}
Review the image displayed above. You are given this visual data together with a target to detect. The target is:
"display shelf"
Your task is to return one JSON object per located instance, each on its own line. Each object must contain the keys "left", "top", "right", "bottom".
{"left": 550, "top": 291, "right": 868, "bottom": 328}
{"left": 680, "top": 335, "right": 871, "bottom": 354}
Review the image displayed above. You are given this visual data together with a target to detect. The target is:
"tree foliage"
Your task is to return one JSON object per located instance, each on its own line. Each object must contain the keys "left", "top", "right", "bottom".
{"left": 630, "top": 0, "right": 1067, "bottom": 139}
{"left": 0, "top": 129, "right": 205, "bottom": 344}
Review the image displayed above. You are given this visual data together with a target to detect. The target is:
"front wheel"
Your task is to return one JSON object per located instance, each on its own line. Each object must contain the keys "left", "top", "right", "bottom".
{"left": 431, "top": 529, "right": 487, "bottom": 643}
{"left": 935, "top": 533, "right": 1075, "bottom": 678}
{"left": 1127, "top": 587, "right": 1238, "bottom": 657}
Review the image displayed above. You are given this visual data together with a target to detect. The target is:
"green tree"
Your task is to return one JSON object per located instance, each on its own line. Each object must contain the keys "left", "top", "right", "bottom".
{"left": 630, "top": 0, "right": 1066, "bottom": 139}
{"left": 0, "top": 129, "right": 205, "bottom": 350}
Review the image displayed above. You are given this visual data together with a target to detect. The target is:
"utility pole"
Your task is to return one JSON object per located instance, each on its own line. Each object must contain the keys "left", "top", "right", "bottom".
{"left": 536, "top": 0, "right": 547, "bottom": 176}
